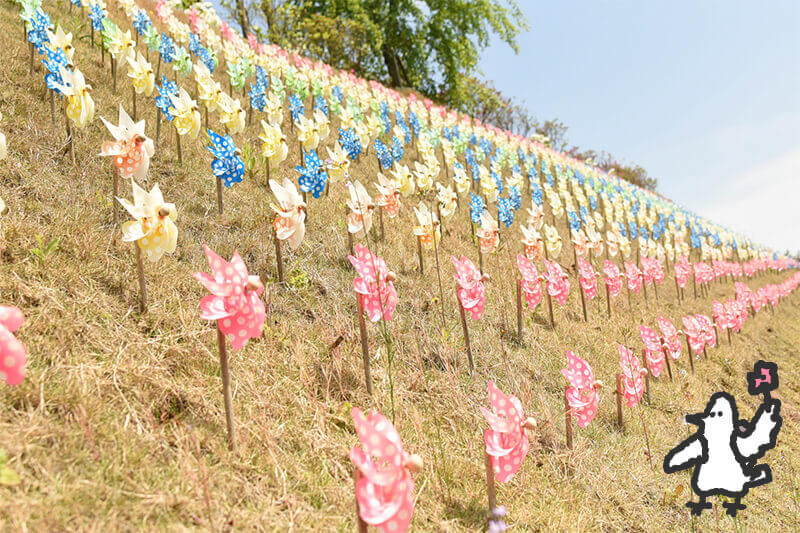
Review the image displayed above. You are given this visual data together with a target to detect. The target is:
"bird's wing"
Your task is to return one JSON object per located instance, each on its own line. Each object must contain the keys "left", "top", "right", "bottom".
{"left": 737, "top": 400, "right": 782, "bottom": 460}
{"left": 664, "top": 434, "right": 704, "bottom": 473}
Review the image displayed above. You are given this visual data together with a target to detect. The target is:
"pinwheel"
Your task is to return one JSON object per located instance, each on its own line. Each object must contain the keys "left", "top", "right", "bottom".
{"left": 0, "top": 306, "right": 26, "bottom": 386}
{"left": 618, "top": 344, "right": 646, "bottom": 410}
{"left": 481, "top": 380, "right": 536, "bottom": 517}
{"left": 193, "top": 244, "right": 265, "bottom": 450}
{"left": 217, "top": 93, "right": 245, "bottom": 135}
{"left": 575, "top": 257, "right": 597, "bottom": 321}
{"left": 712, "top": 301, "right": 734, "bottom": 344}
{"left": 0, "top": 112, "right": 7, "bottom": 161}
{"left": 413, "top": 160, "right": 436, "bottom": 192}
{"left": 527, "top": 204, "right": 544, "bottom": 231}
{"left": 52, "top": 66, "right": 94, "bottom": 163}
{"left": 46, "top": 25, "right": 74, "bottom": 62}
{"left": 682, "top": 315, "right": 704, "bottom": 367}
{"left": 375, "top": 173, "right": 401, "bottom": 228}
{"left": 258, "top": 120, "right": 288, "bottom": 179}
{"left": 695, "top": 313, "right": 717, "bottom": 350}
{"left": 543, "top": 260, "right": 570, "bottom": 306}
{"left": 516, "top": 252, "right": 542, "bottom": 333}
{"left": 657, "top": 315, "right": 682, "bottom": 364}
{"left": 520, "top": 225, "right": 543, "bottom": 262}
{"left": 100, "top": 105, "right": 155, "bottom": 221}
{"left": 350, "top": 407, "right": 422, "bottom": 533}
{"left": 452, "top": 255, "right": 485, "bottom": 370}
{"left": 296, "top": 148, "right": 327, "bottom": 200}
{"left": 624, "top": 261, "right": 643, "bottom": 296}
{"left": 436, "top": 183, "right": 457, "bottom": 222}
{"left": 207, "top": 130, "right": 244, "bottom": 213}
{"left": 269, "top": 177, "right": 306, "bottom": 282}
{"left": 346, "top": 180, "right": 375, "bottom": 240}
{"left": 477, "top": 212, "right": 499, "bottom": 255}
{"left": 168, "top": 87, "right": 201, "bottom": 163}
{"left": 639, "top": 325, "right": 666, "bottom": 378}
{"left": 543, "top": 224, "right": 562, "bottom": 259}
{"left": 117, "top": 180, "right": 178, "bottom": 312}
{"left": 413, "top": 203, "right": 439, "bottom": 251}
{"left": 324, "top": 143, "right": 351, "bottom": 185}
{"left": 107, "top": 28, "right": 135, "bottom": 92}
{"left": 562, "top": 350, "right": 601, "bottom": 447}
{"left": 603, "top": 260, "right": 622, "bottom": 298}
{"left": 126, "top": 52, "right": 155, "bottom": 120}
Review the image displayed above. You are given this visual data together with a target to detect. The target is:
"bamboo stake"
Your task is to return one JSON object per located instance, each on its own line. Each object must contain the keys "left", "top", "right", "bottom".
{"left": 356, "top": 294, "right": 373, "bottom": 395}
{"left": 565, "top": 388, "right": 573, "bottom": 450}
{"left": 642, "top": 353, "right": 651, "bottom": 403}
{"left": 217, "top": 325, "right": 236, "bottom": 451}
{"left": 132, "top": 87, "right": 137, "bottom": 121}
{"left": 685, "top": 336, "right": 695, "bottom": 372}
{"left": 457, "top": 287, "right": 475, "bottom": 371}
{"left": 516, "top": 278, "right": 523, "bottom": 340}
{"left": 64, "top": 102, "right": 75, "bottom": 165}
{"left": 49, "top": 90, "right": 55, "bottom": 125}
{"left": 274, "top": 230, "right": 284, "bottom": 284}
{"left": 605, "top": 279, "right": 612, "bottom": 318}
{"left": 112, "top": 58, "right": 117, "bottom": 93}
{"left": 216, "top": 176, "right": 223, "bottom": 214}
{"left": 379, "top": 207, "right": 385, "bottom": 242}
{"left": 432, "top": 225, "right": 447, "bottom": 330}
{"left": 176, "top": 128, "right": 183, "bottom": 165}
{"left": 354, "top": 470, "right": 368, "bottom": 533}
{"left": 135, "top": 244, "right": 147, "bottom": 313}
{"left": 155, "top": 113, "right": 161, "bottom": 150}
{"left": 615, "top": 373, "right": 624, "bottom": 428}
{"left": 485, "top": 451, "right": 497, "bottom": 515}
{"left": 578, "top": 281, "right": 588, "bottom": 322}
{"left": 416, "top": 235, "right": 424, "bottom": 275}
{"left": 662, "top": 342, "right": 673, "bottom": 381}
{"left": 112, "top": 166, "right": 120, "bottom": 226}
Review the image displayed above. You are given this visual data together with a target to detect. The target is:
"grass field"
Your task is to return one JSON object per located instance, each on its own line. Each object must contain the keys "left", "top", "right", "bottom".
{"left": 0, "top": 1, "right": 799, "bottom": 530}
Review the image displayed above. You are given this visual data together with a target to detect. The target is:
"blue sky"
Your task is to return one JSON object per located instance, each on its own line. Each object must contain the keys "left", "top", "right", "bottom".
{"left": 478, "top": 0, "right": 799, "bottom": 252}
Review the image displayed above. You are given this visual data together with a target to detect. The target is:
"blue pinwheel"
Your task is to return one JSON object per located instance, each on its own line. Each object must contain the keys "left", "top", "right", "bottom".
{"left": 379, "top": 102, "right": 391, "bottom": 134}
{"left": 373, "top": 138, "right": 393, "bottom": 168}
{"left": 207, "top": 130, "right": 245, "bottom": 188}
{"left": 315, "top": 95, "right": 328, "bottom": 117}
{"left": 44, "top": 47, "right": 70, "bottom": 95}
{"left": 159, "top": 33, "right": 175, "bottom": 64}
{"left": 188, "top": 33, "right": 202, "bottom": 56}
{"left": 155, "top": 76, "right": 178, "bottom": 121}
{"left": 338, "top": 128, "right": 361, "bottom": 160}
{"left": 508, "top": 186, "right": 522, "bottom": 211}
{"left": 408, "top": 111, "right": 420, "bottom": 137}
{"left": 568, "top": 211, "right": 582, "bottom": 232}
{"left": 289, "top": 93, "right": 304, "bottom": 122}
{"left": 197, "top": 47, "right": 216, "bottom": 73}
{"left": 89, "top": 4, "right": 106, "bottom": 32}
{"left": 28, "top": 9, "right": 51, "bottom": 55}
{"left": 391, "top": 136, "right": 404, "bottom": 161}
{"left": 296, "top": 149, "right": 327, "bottom": 198}
{"left": 530, "top": 181, "right": 543, "bottom": 206}
{"left": 133, "top": 10, "right": 151, "bottom": 35}
{"left": 332, "top": 85, "right": 344, "bottom": 104}
{"left": 498, "top": 197, "right": 514, "bottom": 228}
{"left": 470, "top": 193, "right": 486, "bottom": 223}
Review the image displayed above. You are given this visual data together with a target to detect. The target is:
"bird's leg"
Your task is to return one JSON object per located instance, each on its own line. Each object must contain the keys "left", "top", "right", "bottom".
{"left": 686, "top": 496, "right": 712, "bottom": 516}
{"left": 722, "top": 497, "right": 746, "bottom": 517}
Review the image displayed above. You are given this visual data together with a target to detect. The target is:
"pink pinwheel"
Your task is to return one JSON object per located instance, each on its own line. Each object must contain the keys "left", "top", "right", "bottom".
{"left": 452, "top": 255, "right": 486, "bottom": 320}
{"left": 624, "top": 261, "right": 642, "bottom": 293}
{"left": 657, "top": 316, "right": 682, "bottom": 359}
{"left": 695, "top": 314, "right": 717, "bottom": 348}
{"left": 674, "top": 256, "right": 691, "bottom": 288}
{"left": 726, "top": 300, "right": 747, "bottom": 332}
{"left": 481, "top": 380, "right": 536, "bottom": 483}
{"left": 712, "top": 301, "right": 733, "bottom": 331}
{"left": 603, "top": 260, "right": 622, "bottom": 297}
{"left": 516, "top": 253, "right": 542, "bottom": 310}
{"left": 544, "top": 260, "right": 570, "bottom": 306}
{"left": 639, "top": 325, "right": 665, "bottom": 377}
{"left": 577, "top": 258, "right": 598, "bottom": 300}
{"left": 0, "top": 306, "right": 26, "bottom": 385}
{"left": 682, "top": 315, "right": 705, "bottom": 353}
{"left": 562, "top": 351, "right": 601, "bottom": 428}
{"left": 350, "top": 407, "right": 422, "bottom": 533}
{"left": 349, "top": 244, "right": 398, "bottom": 323}
{"left": 618, "top": 344, "right": 646, "bottom": 408}
{"left": 641, "top": 257, "right": 664, "bottom": 286}
{"left": 193, "top": 245, "right": 265, "bottom": 350}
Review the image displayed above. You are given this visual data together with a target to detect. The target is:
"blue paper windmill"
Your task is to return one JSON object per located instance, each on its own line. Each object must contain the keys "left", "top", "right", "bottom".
{"left": 530, "top": 181, "right": 543, "bottom": 206}
{"left": 133, "top": 10, "right": 151, "bottom": 35}
{"left": 44, "top": 47, "right": 70, "bottom": 94}
{"left": 408, "top": 111, "right": 420, "bottom": 137}
{"left": 155, "top": 76, "right": 178, "bottom": 121}
{"left": 332, "top": 86, "right": 344, "bottom": 104}
{"left": 159, "top": 33, "right": 175, "bottom": 64}
{"left": 338, "top": 128, "right": 361, "bottom": 160}
{"left": 198, "top": 47, "right": 216, "bottom": 73}
{"left": 296, "top": 149, "right": 327, "bottom": 199}
{"left": 498, "top": 197, "right": 514, "bottom": 228}
{"left": 374, "top": 139, "right": 393, "bottom": 168}
{"left": 508, "top": 186, "right": 522, "bottom": 211}
{"left": 28, "top": 9, "right": 51, "bottom": 55}
{"left": 315, "top": 95, "right": 328, "bottom": 117}
{"left": 89, "top": 4, "right": 106, "bottom": 32}
{"left": 289, "top": 93, "right": 304, "bottom": 122}
{"left": 207, "top": 130, "right": 245, "bottom": 188}
{"left": 469, "top": 193, "right": 486, "bottom": 223}
{"left": 379, "top": 102, "right": 391, "bottom": 134}
{"left": 568, "top": 211, "right": 582, "bottom": 232}
{"left": 249, "top": 79, "right": 267, "bottom": 112}
{"left": 391, "top": 136, "right": 404, "bottom": 161}
{"left": 188, "top": 33, "right": 202, "bottom": 56}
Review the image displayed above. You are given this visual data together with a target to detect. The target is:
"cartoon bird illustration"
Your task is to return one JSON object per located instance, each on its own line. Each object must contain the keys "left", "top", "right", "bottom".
{"left": 663, "top": 390, "right": 782, "bottom": 516}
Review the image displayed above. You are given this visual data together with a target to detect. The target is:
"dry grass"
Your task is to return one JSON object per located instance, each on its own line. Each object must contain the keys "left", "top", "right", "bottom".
{"left": 0, "top": 1, "right": 799, "bottom": 531}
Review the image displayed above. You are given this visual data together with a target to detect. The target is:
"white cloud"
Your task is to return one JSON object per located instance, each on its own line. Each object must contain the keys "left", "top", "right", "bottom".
{"left": 703, "top": 145, "right": 800, "bottom": 253}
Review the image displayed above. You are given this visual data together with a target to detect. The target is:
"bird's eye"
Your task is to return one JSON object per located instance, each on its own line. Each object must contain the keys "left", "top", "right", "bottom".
{"left": 709, "top": 412, "right": 715, "bottom": 417}
{"left": 718, "top": 411, "right": 723, "bottom": 417}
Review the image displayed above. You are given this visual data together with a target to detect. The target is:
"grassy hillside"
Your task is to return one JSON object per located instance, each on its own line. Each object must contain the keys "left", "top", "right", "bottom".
{"left": 0, "top": 1, "right": 799, "bottom": 531}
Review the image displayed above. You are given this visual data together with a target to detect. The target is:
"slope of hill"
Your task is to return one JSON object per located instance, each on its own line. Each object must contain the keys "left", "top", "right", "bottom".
{"left": 0, "top": 2, "right": 799, "bottom": 531}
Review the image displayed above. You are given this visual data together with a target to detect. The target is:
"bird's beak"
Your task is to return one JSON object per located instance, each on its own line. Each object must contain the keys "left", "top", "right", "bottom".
{"left": 685, "top": 412, "right": 704, "bottom": 426}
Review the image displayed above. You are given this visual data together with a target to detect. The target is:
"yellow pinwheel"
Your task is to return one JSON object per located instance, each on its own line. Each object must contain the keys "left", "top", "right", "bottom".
{"left": 53, "top": 67, "right": 95, "bottom": 129}
{"left": 117, "top": 180, "right": 178, "bottom": 262}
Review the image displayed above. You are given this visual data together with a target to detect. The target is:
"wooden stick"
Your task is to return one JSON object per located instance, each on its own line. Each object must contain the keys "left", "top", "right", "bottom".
{"left": 605, "top": 279, "right": 612, "bottom": 318}
{"left": 686, "top": 336, "right": 694, "bottom": 372}
{"left": 132, "top": 87, "right": 137, "bottom": 121}
{"left": 485, "top": 451, "right": 497, "bottom": 514}
{"left": 416, "top": 235, "right": 424, "bottom": 275}
{"left": 642, "top": 352, "right": 651, "bottom": 403}
{"left": 112, "top": 58, "right": 117, "bottom": 93}
{"left": 379, "top": 208, "right": 385, "bottom": 242}
{"left": 216, "top": 176, "right": 223, "bottom": 214}
{"left": 217, "top": 326, "right": 236, "bottom": 451}
{"left": 727, "top": 328, "right": 732, "bottom": 345}
{"left": 64, "top": 102, "right": 75, "bottom": 165}
{"left": 662, "top": 343, "right": 673, "bottom": 381}
{"left": 176, "top": 128, "right": 183, "bottom": 165}
{"left": 112, "top": 166, "right": 120, "bottom": 226}
{"left": 615, "top": 373, "right": 624, "bottom": 428}
{"left": 578, "top": 282, "right": 588, "bottom": 322}
{"left": 457, "top": 288, "right": 475, "bottom": 371}
{"left": 565, "top": 388, "right": 573, "bottom": 450}
{"left": 135, "top": 244, "right": 147, "bottom": 313}
{"left": 356, "top": 294, "right": 373, "bottom": 395}
{"left": 545, "top": 282, "right": 555, "bottom": 329}
{"left": 354, "top": 470, "right": 368, "bottom": 533}
{"left": 478, "top": 247, "right": 484, "bottom": 275}
{"left": 49, "top": 90, "right": 55, "bottom": 125}
{"left": 516, "top": 278, "right": 523, "bottom": 340}
{"left": 274, "top": 230, "right": 284, "bottom": 284}
{"left": 432, "top": 227, "right": 447, "bottom": 329}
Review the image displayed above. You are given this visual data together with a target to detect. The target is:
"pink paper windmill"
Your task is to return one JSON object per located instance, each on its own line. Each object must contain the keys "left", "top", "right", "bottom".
{"left": 639, "top": 325, "right": 665, "bottom": 377}
{"left": 350, "top": 407, "right": 422, "bottom": 533}
{"left": 695, "top": 314, "right": 717, "bottom": 348}
{"left": 577, "top": 258, "right": 598, "bottom": 300}
{"left": 452, "top": 255, "right": 486, "bottom": 320}
{"left": 674, "top": 256, "right": 691, "bottom": 288}
{"left": 562, "top": 351, "right": 601, "bottom": 428}
{"left": 624, "top": 261, "right": 643, "bottom": 293}
{"left": 516, "top": 253, "right": 542, "bottom": 309}
{"left": 657, "top": 316, "right": 682, "bottom": 359}
{"left": 641, "top": 257, "right": 664, "bottom": 287}
{"left": 0, "top": 306, "right": 26, "bottom": 385}
{"left": 603, "top": 260, "right": 622, "bottom": 297}
{"left": 481, "top": 380, "right": 536, "bottom": 483}
{"left": 682, "top": 315, "right": 705, "bottom": 353}
{"left": 712, "top": 301, "right": 734, "bottom": 331}
{"left": 618, "top": 344, "right": 646, "bottom": 407}
{"left": 544, "top": 260, "right": 570, "bottom": 306}
{"left": 193, "top": 245, "right": 266, "bottom": 350}
{"left": 349, "top": 243, "right": 398, "bottom": 322}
